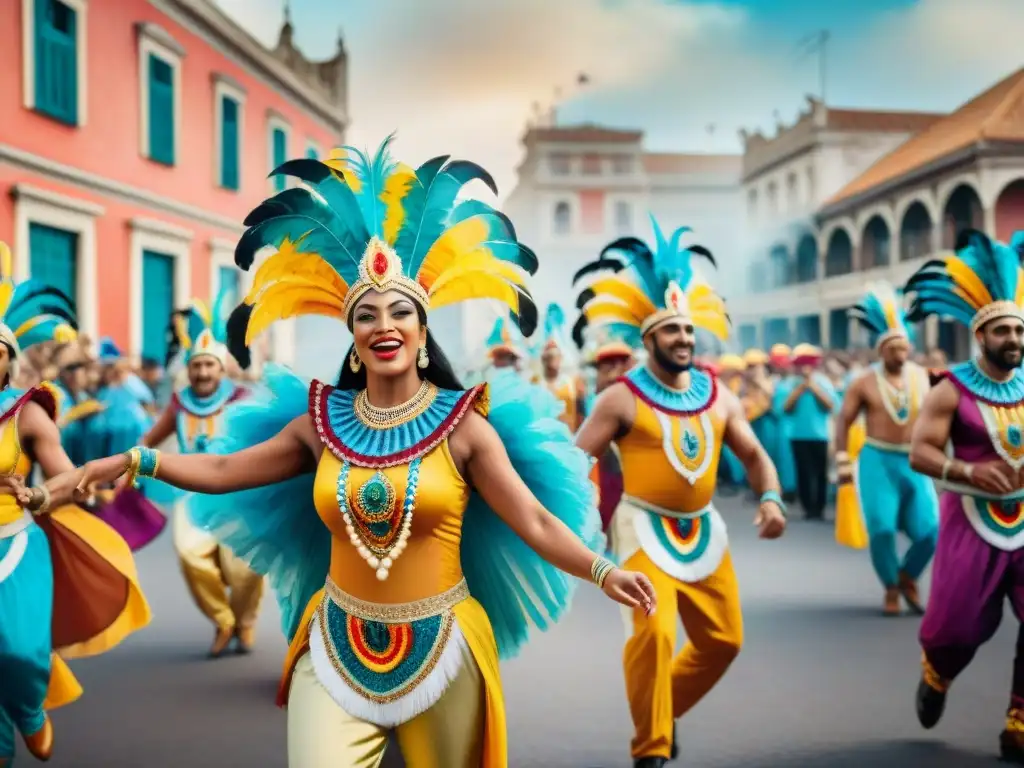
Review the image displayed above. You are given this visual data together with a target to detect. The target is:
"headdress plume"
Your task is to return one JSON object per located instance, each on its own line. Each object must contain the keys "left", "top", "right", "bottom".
{"left": 848, "top": 281, "right": 913, "bottom": 350}
{"left": 169, "top": 274, "right": 238, "bottom": 367}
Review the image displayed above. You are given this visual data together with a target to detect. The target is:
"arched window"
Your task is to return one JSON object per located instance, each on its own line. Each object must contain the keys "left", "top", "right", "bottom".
{"left": 553, "top": 201, "right": 571, "bottom": 235}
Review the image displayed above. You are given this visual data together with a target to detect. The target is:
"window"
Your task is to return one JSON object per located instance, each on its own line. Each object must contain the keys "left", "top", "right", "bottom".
{"left": 581, "top": 154, "right": 602, "bottom": 175}
{"left": 738, "top": 324, "right": 758, "bottom": 351}
{"left": 137, "top": 23, "right": 184, "bottom": 166}
{"left": 148, "top": 55, "right": 175, "bottom": 165}
{"left": 31, "top": 0, "right": 80, "bottom": 125}
{"left": 614, "top": 201, "right": 632, "bottom": 234}
{"left": 142, "top": 250, "right": 175, "bottom": 361}
{"left": 268, "top": 116, "right": 290, "bottom": 192}
{"left": 29, "top": 222, "right": 78, "bottom": 300}
{"left": 611, "top": 156, "right": 633, "bottom": 175}
{"left": 218, "top": 265, "right": 240, "bottom": 305}
{"left": 219, "top": 96, "right": 240, "bottom": 189}
{"left": 828, "top": 308, "right": 849, "bottom": 349}
{"left": 553, "top": 201, "right": 571, "bottom": 236}
{"left": 549, "top": 154, "right": 570, "bottom": 175}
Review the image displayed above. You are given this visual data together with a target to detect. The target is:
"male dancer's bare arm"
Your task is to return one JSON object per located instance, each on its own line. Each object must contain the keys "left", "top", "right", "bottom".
{"left": 910, "top": 380, "right": 1013, "bottom": 495}
{"left": 575, "top": 382, "right": 632, "bottom": 458}
{"left": 834, "top": 377, "right": 864, "bottom": 455}
{"left": 140, "top": 404, "right": 176, "bottom": 448}
{"left": 46, "top": 415, "right": 321, "bottom": 500}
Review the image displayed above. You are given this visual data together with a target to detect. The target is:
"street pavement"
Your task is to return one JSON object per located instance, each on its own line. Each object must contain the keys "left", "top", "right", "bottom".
{"left": 25, "top": 496, "right": 1015, "bottom": 767}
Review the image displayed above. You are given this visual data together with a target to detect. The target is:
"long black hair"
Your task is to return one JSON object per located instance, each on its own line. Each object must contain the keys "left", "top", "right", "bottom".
{"left": 335, "top": 302, "right": 464, "bottom": 391}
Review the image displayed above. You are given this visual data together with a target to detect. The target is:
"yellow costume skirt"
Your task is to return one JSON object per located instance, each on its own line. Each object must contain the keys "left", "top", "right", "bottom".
{"left": 278, "top": 585, "right": 506, "bottom": 768}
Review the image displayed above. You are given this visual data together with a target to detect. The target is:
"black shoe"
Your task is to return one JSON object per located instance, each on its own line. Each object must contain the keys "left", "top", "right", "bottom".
{"left": 671, "top": 723, "right": 678, "bottom": 760}
{"left": 634, "top": 758, "right": 667, "bottom": 768}
{"left": 917, "top": 679, "right": 947, "bottom": 729}
{"left": 1001, "top": 727, "right": 1024, "bottom": 763}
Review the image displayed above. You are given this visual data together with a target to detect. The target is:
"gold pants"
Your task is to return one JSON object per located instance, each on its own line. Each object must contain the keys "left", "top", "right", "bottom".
{"left": 286, "top": 651, "right": 485, "bottom": 768}
{"left": 623, "top": 547, "right": 743, "bottom": 759}
{"left": 173, "top": 507, "right": 263, "bottom": 630}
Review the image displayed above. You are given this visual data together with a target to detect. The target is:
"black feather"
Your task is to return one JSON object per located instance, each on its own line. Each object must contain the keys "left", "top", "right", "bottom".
{"left": 575, "top": 288, "right": 596, "bottom": 310}
{"left": 686, "top": 245, "right": 716, "bottom": 268}
{"left": 515, "top": 243, "right": 539, "bottom": 275}
{"left": 445, "top": 159, "right": 499, "bottom": 197}
{"left": 511, "top": 291, "right": 538, "bottom": 337}
{"left": 572, "top": 314, "right": 588, "bottom": 349}
{"left": 34, "top": 303, "right": 78, "bottom": 327}
{"left": 572, "top": 258, "right": 626, "bottom": 285}
{"left": 226, "top": 303, "right": 254, "bottom": 370}
{"left": 599, "top": 237, "right": 651, "bottom": 262}
{"left": 164, "top": 309, "right": 189, "bottom": 367}
{"left": 272, "top": 158, "right": 333, "bottom": 185}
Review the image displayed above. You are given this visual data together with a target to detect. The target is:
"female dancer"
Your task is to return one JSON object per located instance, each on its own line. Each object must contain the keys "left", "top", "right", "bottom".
{"left": 0, "top": 243, "right": 150, "bottom": 766}
{"left": 48, "top": 137, "right": 656, "bottom": 767}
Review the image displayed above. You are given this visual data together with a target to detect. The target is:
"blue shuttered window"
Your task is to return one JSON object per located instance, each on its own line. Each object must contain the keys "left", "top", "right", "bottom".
{"left": 272, "top": 127, "right": 287, "bottom": 192}
{"left": 828, "top": 308, "right": 849, "bottom": 350}
{"left": 148, "top": 54, "right": 175, "bottom": 165}
{"left": 29, "top": 223, "right": 78, "bottom": 300}
{"left": 795, "top": 315, "right": 822, "bottom": 346}
{"left": 762, "top": 318, "right": 791, "bottom": 348}
{"left": 220, "top": 96, "right": 240, "bottom": 190}
{"left": 738, "top": 324, "right": 758, "bottom": 351}
{"left": 34, "top": 0, "right": 78, "bottom": 125}
{"left": 142, "top": 251, "right": 175, "bottom": 361}
{"left": 218, "top": 265, "right": 240, "bottom": 305}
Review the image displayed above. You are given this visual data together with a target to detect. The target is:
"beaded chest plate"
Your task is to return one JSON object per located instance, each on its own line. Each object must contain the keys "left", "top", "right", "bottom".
{"left": 976, "top": 402, "right": 1024, "bottom": 471}
{"left": 961, "top": 495, "right": 1024, "bottom": 551}
{"left": 654, "top": 410, "right": 715, "bottom": 485}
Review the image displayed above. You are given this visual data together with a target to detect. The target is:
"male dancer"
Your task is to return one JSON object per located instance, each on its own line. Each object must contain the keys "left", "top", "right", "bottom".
{"left": 534, "top": 303, "right": 584, "bottom": 430}
{"left": 906, "top": 230, "right": 1024, "bottom": 762}
{"left": 834, "top": 283, "right": 937, "bottom": 615}
{"left": 574, "top": 221, "right": 786, "bottom": 768}
{"left": 140, "top": 297, "right": 264, "bottom": 657}
{"left": 484, "top": 315, "right": 523, "bottom": 372}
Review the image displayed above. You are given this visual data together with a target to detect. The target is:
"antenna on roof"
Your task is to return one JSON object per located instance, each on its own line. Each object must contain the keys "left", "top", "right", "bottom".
{"left": 795, "top": 30, "right": 829, "bottom": 103}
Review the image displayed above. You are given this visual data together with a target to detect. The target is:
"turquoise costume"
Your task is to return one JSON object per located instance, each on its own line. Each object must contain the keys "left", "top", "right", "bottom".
{"left": 94, "top": 338, "right": 154, "bottom": 457}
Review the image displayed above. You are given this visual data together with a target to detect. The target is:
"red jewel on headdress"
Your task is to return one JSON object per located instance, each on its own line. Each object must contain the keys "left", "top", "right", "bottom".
{"left": 372, "top": 251, "right": 389, "bottom": 276}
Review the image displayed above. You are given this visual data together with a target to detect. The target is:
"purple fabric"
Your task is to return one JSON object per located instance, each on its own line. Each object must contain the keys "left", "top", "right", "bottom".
{"left": 92, "top": 488, "right": 168, "bottom": 552}
{"left": 920, "top": 492, "right": 1024, "bottom": 682}
{"left": 948, "top": 391, "right": 1000, "bottom": 463}
{"left": 597, "top": 451, "right": 622, "bottom": 533}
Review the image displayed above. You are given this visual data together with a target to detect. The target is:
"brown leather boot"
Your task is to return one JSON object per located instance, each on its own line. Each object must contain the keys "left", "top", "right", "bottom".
{"left": 883, "top": 587, "right": 901, "bottom": 616}
{"left": 23, "top": 714, "right": 53, "bottom": 761}
{"left": 899, "top": 572, "right": 925, "bottom": 615}
{"left": 235, "top": 626, "right": 256, "bottom": 654}
{"left": 209, "top": 626, "right": 234, "bottom": 658}
{"left": 1001, "top": 708, "right": 1024, "bottom": 763}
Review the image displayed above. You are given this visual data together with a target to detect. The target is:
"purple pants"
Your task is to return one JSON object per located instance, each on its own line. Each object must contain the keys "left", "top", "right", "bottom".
{"left": 920, "top": 493, "right": 1024, "bottom": 699}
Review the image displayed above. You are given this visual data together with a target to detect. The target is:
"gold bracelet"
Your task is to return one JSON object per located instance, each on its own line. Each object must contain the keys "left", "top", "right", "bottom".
{"left": 123, "top": 448, "right": 141, "bottom": 489}
{"left": 29, "top": 485, "right": 51, "bottom": 515}
{"left": 940, "top": 459, "right": 952, "bottom": 482}
{"left": 591, "top": 556, "right": 615, "bottom": 589}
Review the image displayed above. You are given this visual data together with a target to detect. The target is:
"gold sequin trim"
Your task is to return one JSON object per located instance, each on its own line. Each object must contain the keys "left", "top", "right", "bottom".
{"left": 353, "top": 380, "right": 437, "bottom": 430}
{"left": 324, "top": 577, "right": 470, "bottom": 623}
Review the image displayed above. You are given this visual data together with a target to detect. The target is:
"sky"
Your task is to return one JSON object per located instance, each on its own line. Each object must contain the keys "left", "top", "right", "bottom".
{"left": 214, "top": 0, "right": 1024, "bottom": 199}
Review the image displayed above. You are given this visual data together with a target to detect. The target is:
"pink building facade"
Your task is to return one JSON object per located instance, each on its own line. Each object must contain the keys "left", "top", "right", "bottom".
{"left": 0, "top": 0, "right": 348, "bottom": 363}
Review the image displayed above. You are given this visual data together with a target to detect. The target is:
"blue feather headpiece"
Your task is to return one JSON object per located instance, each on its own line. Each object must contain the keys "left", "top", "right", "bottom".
{"left": 906, "top": 229, "right": 1024, "bottom": 332}
{"left": 229, "top": 134, "right": 539, "bottom": 367}
{"left": 572, "top": 214, "right": 728, "bottom": 341}
{"left": 486, "top": 314, "right": 524, "bottom": 361}
{"left": 172, "top": 279, "right": 235, "bottom": 367}
{"left": 97, "top": 337, "right": 122, "bottom": 365}
{"left": 848, "top": 281, "right": 914, "bottom": 350}
{"left": 540, "top": 303, "right": 567, "bottom": 353}
{"left": 0, "top": 241, "right": 78, "bottom": 366}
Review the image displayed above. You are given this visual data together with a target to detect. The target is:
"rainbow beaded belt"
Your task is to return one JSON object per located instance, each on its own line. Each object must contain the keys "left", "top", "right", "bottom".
{"left": 308, "top": 578, "right": 471, "bottom": 727}
{"left": 959, "top": 494, "right": 1024, "bottom": 552}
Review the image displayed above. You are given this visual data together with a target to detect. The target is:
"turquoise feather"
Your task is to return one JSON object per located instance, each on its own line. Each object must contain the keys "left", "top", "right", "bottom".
{"left": 344, "top": 135, "right": 398, "bottom": 238}
{"left": 188, "top": 365, "right": 325, "bottom": 642}
{"left": 848, "top": 283, "right": 913, "bottom": 347}
{"left": 462, "top": 370, "right": 602, "bottom": 658}
{"left": 485, "top": 316, "right": 507, "bottom": 347}
{"left": 1, "top": 281, "right": 77, "bottom": 351}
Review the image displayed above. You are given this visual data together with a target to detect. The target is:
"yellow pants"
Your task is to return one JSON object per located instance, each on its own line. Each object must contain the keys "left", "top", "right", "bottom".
{"left": 286, "top": 650, "right": 486, "bottom": 768}
{"left": 174, "top": 507, "right": 264, "bottom": 631}
{"left": 623, "top": 547, "right": 743, "bottom": 759}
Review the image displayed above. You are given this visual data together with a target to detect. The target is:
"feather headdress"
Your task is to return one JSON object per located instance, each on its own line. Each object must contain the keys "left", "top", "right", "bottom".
{"left": 229, "top": 134, "right": 539, "bottom": 366}
{"left": 485, "top": 314, "right": 524, "bottom": 361}
{"left": 0, "top": 241, "right": 78, "bottom": 372}
{"left": 906, "top": 229, "right": 1024, "bottom": 333}
{"left": 848, "top": 281, "right": 913, "bottom": 350}
{"left": 540, "top": 303, "right": 568, "bottom": 353}
{"left": 572, "top": 215, "right": 728, "bottom": 343}
{"left": 575, "top": 324, "right": 637, "bottom": 367}
{"left": 169, "top": 278, "right": 235, "bottom": 367}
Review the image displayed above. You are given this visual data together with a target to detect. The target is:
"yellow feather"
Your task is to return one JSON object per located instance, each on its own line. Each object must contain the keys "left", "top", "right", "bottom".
{"left": 693, "top": 312, "right": 729, "bottom": 340}
{"left": 1017, "top": 267, "right": 1024, "bottom": 306}
{"left": 248, "top": 248, "right": 348, "bottom": 303}
{"left": 382, "top": 164, "right": 416, "bottom": 245}
{"left": 174, "top": 314, "right": 192, "bottom": 350}
{"left": 53, "top": 324, "right": 77, "bottom": 343}
{"left": 418, "top": 218, "right": 492, "bottom": 288}
{"left": 583, "top": 301, "right": 642, "bottom": 326}
{"left": 0, "top": 281, "right": 13, "bottom": 319}
{"left": 189, "top": 299, "right": 212, "bottom": 328}
{"left": 0, "top": 242, "right": 11, "bottom": 280}
{"left": 323, "top": 150, "right": 363, "bottom": 194}
{"left": 586, "top": 278, "right": 657, "bottom": 320}
{"left": 428, "top": 260, "right": 529, "bottom": 299}
{"left": 943, "top": 254, "right": 993, "bottom": 309}
{"left": 429, "top": 273, "right": 521, "bottom": 313}
{"left": 247, "top": 290, "right": 345, "bottom": 344}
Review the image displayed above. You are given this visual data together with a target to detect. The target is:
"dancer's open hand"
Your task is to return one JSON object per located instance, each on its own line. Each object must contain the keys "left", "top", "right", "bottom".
{"left": 70, "top": 455, "right": 134, "bottom": 504}
{"left": 602, "top": 569, "right": 657, "bottom": 616}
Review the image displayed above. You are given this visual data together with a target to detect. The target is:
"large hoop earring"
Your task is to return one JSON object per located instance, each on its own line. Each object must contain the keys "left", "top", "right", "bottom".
{"left": 349, "top": 348, "right": 362, "bottom": 373}
{"left": 417, "top": 345, "right": 429, "bottom": 370}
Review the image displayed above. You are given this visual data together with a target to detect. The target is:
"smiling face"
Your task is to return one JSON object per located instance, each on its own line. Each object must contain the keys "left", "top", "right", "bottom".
{"left": 350, "top": 290, "right": 425, "bottom": 376}
{"left": 188, "top": 355, "right": 223, "bottom": 397}
{"left": 978, "top": 316, "right": 1024, "bottom": 372}
{"left": 644, "top": 318, "right": 695, "bottom": 375}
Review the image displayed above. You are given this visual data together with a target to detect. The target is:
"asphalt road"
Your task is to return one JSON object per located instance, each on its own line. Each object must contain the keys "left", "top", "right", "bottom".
{"left": 24, "top": 497, "right": 1015, "bottom": 768}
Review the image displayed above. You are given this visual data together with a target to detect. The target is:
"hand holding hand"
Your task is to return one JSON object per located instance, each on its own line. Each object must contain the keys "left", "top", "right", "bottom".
{"left": 0, "top": 474, "right": 31, "bottom": 505}
{"left": 602, "top": 568, "right": 657, "bottom": 616}
{"left": 754, "top": 501, "right": 786, "bottom": 539}
{"left": 966, "top": 460, "right": 1015, "bottom": 495}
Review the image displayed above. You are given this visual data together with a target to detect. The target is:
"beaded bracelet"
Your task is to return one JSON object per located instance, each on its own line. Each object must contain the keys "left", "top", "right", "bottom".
{"left": 124, "top": 446, "right": 161, "bottom": 489}
{"left": 759, "top": 490, "right": 787, "bottom": 516}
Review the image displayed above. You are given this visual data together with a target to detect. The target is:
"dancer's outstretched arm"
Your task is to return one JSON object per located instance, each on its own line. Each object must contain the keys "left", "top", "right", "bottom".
{"left": 42, "top": 415, "right": 319, "bottom": 502}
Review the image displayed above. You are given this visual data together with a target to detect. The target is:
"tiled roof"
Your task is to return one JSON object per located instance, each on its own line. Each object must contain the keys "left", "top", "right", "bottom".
{"left": 826, "top": 67, "right": 1024, "bottom": 207}
{"left": 643, "top": 153, "right": 742, "bottom": 175}
{"left": 825, "top": 109, "right": 942, "bottom": 133}
{"left": 525, "top": 124, "right": 643, "bottom": 144}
